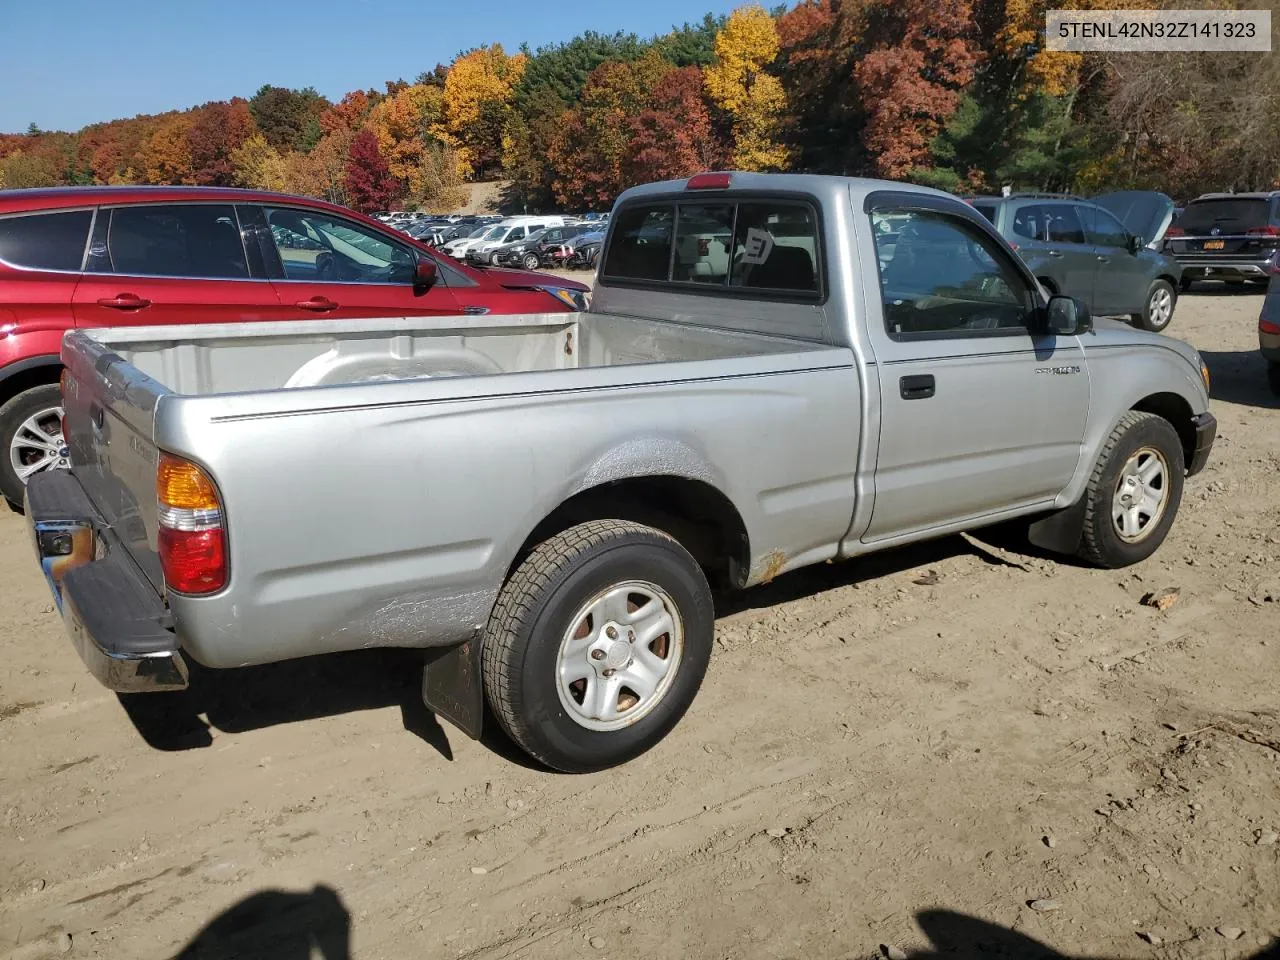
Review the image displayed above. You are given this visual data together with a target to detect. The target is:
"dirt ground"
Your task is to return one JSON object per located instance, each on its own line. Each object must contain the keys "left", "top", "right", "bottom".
{"left": 1, "top": 287, "right": 1277, "bottom": 960}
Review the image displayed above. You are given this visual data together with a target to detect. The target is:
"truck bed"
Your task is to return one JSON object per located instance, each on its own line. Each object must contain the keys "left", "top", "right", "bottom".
{"left": 61, "top": 310, "right": 859, "bottom": 669}
{"left": 83, "top": 310, "right": 816, "bottom": 394}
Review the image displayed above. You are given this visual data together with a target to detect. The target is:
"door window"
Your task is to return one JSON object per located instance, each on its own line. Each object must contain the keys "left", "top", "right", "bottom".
{"left": 0, "top": 210, "right": 93, "bottom": 271}
{"left": 1080, "top": 205, "right": 1130, "bottom": 248}
{"left": 90, "top": 204, "right": 249, "bottom": 279}
{"left": 872, "top": 209, "right": 1035, "bottom": 338}
{"left": 1011, "top": 204, "right": 1052, "bottom": 242}
{"left": 1045, "top": 204, "right": 1088, "bottom": 244}
{"left": 263, "top": 207, "right": 415, "bottom": 284}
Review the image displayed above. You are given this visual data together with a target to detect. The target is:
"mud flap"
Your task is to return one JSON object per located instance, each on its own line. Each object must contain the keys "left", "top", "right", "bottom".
{"left": 421, "top": 637, "right": 485, "bottom": 740}
{"left": 1027, "top": 496, "right": 1088, "bottom": 555}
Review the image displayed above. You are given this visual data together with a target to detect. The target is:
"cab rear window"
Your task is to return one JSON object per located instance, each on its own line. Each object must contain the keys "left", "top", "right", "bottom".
{"left": 602, "top": 198, "right": 821, "bottom": 299}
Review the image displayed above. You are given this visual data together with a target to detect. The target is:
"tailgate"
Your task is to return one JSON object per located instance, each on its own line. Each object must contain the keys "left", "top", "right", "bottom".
{"left": 60, "top": 330, "right": 169, "bottom": 594}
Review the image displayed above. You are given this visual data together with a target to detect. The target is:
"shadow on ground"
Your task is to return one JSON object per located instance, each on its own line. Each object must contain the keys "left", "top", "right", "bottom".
{"left": 1200, "top": 349, "right": 1279, "bottom": 410}
{"left": 170, "top": 885, "right": 350, "bottom": 960}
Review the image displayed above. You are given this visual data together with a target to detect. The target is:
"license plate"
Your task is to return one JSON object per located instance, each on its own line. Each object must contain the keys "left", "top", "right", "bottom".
{"left": 1204, "top": 240, "right": 1225, "bottom": 250}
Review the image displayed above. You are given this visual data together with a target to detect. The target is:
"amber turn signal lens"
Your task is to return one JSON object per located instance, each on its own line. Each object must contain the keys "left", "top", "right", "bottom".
{"left": 157, "top": 453, "right": 220, "bottom": 510}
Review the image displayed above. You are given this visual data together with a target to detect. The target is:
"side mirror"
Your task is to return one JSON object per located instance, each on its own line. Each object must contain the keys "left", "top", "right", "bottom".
{"left": 413, "top": 259, "right": 438, "bottom": 289}
{"left": 1127, "top": 234, "right": 1144, "bottom": 254}
{"left": 1046, "top": 295, "right": 1093, "bottom": 336}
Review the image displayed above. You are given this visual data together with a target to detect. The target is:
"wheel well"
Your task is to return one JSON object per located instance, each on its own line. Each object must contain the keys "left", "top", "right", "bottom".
{"left": 1132, "top": 393, "right": 1194, "bottom": 469}
{"left": 1157, "top": 274, "right": 1180, "bottom": 291}
{"left": 514, "top": 477, "right": 751, "bottom": 589}
{"left": 0, "top": 362, "right": 62, "bottom": 407}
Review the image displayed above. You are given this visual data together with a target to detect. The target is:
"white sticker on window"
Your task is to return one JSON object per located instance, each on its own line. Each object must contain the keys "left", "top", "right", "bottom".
{"left": 741, "top": 228, "right": 775, "bottom": 265}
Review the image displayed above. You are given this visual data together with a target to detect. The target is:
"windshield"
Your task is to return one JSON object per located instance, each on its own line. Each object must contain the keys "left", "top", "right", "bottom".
{"left": 523, "top": 229, "right": 547, "bottom": 244}
{"left": 1177, "top": 198, "right": 1271, "bottom": 234}
{"left": 483, "top": 226, "right": 508, "bottom": 241}
{"left": 467, "top": 226, "right": 489, "bottom": 239}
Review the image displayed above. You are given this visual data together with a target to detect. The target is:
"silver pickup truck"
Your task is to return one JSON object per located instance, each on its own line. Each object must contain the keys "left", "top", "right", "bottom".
{"left": 25, "top": 173, "right": 1217, "bottom": 772}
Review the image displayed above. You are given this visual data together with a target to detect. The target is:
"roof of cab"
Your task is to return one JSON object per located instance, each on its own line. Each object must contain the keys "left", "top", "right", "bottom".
{"left": 613, "top": 171, "right": 960, "bottom": 208}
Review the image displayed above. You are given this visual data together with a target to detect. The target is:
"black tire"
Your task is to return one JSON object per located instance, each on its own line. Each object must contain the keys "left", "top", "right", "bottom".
{"left": 1077, "top": 411, "right": 1185, "bottom": 569}
{"left": 522, "top": 253, "right": 540, "bottom": 271}
{"left": 1268, "top": 361, "right": 1280, "bottom": 396}
{"left": 1132, "top": 279, "right": 1176, "bottom": 332}
{"left": 490, "top": 252, "right": 501, "bottom": 265}
{"left": 1179, "top": 276, "right": 1192, "bottom": 293}
{"left": 0, "top": 382, "right": 65, "bottom": 507}
{"left": 482, "top": 519, "right": 714, "bottom": 773}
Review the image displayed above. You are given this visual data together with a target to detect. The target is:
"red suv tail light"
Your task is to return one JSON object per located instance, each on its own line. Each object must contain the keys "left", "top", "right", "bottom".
{"left": 1247, "top": 226, "right": 1280, "bottom": 236}
{"left": 156, "top": 453, "right": 227, "bottom": 595}
{"left": 1260, "top": 317, "right": 1280, "bottom": 335}
{"left": 1165, "top": 226, "right": 1186, "bottom": 238}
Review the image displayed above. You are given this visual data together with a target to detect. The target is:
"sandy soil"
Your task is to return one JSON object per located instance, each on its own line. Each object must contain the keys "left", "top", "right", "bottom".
{"left": 1, "top": 288, "right": 1277, "bottom": 960}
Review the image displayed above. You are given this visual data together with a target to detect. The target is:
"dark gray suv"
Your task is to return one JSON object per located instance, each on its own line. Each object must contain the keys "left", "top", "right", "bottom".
{"left": 968, "top": 192, "right": 1183, "bottom": 332}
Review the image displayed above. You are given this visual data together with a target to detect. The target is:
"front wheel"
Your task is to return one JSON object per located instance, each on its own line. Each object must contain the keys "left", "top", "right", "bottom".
{"left": 1133, "top": 279, "right": 1176, "bottom": 332}
{"left": 482, "top": 520, "right": 714, "bottom": 772}
{"left": 1077, "top": 411, "right": 1185, "bottom": 569}
{"left": 0, "top": 383, "right": 67, "bottom": 507}
{"left": 490, "top": 252, "right": 502, "bottom": 265}
{"left": 522, "top": 253, "right": 540, "bottom": 271}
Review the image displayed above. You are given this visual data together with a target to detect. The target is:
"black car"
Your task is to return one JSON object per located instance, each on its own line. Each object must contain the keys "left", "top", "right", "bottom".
{"left": 1164, "top": 191, "right": 1280, "bottom": 288}
{"left": 498, "top": 225, "right": 591, "bottom": 270}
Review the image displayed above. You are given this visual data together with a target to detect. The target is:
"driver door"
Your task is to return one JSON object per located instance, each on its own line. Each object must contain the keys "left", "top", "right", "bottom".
{"left": 249, "top": 204, "right": 460, "bottom": 319}
{"left": 860, "top": 200, "right": 1090, "bottom": 543}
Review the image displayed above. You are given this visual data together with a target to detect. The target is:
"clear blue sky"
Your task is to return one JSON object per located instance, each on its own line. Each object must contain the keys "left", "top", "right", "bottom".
{"left": 3, "top": 0, "right": 750, "bottom": 134}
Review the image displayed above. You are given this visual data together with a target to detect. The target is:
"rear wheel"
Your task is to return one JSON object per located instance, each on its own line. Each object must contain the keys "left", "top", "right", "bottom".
{"left": 1077, "top": 411, "right": 1185, "bottom": 569}
{"left": 522, "top": 253, "right": 540, "bottom": 271}
{"left": 1132, "top": 279, "right": 1176, "bottom": 332}
{"left": 0, "top": 383, "right": 67, "bottom": 507}
{"left": 482, "top": 520, "right": 714, "bottom": 772}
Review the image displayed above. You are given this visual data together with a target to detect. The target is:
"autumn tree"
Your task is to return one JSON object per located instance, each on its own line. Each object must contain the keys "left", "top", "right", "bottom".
{"left": 284, "top": 128, "right": 354, "bottom": 205}
{"left": 443, "top": 45, "right": 527, "bottom": 177}
{"left": 627, "top": 66, "right": 726, "bottom": 183}
{"left": 516, "top": 31, "right": 645, "bottom": 108}
{"left": 321, "top": 90, "right": 377, "bottom": 135}
{"left": 414, "top": 143, "right": 469, "bottom": 211}
{"left": 141, "top": 113, "right": 196, "bottom": 184}
{"left": 0, "top": 150, "right": 60, "bottom": 188}
{"left": 344, "top": 130, "right": 399, "bottom": 212}
{"left": 503, "top": 85, "right": 567, "bottom": 210}
{"left": 231, "top": 133, "right": 287, "bottom": 191}
{"left": 367, "top": 83, "right": 448, "bottom": 185}
{"left": 186, "top": 99, "right": 256, "bottom": 185}
{"left": 249, "top": 85, "right": 330, "bottom": 152}
{"left": 704, "top": 5, "right": 789, "bottom": 171}
{"left": 549, "top": 52, "right": 670, "bottom": 208}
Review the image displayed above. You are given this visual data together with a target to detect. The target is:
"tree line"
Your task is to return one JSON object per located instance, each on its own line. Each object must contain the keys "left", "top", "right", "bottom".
{"left": 2, "top": 0, "right": 1277, "bottom": 212}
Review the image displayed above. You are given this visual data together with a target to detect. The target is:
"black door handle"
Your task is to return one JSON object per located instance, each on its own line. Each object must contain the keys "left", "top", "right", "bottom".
{"left": 900, "top": 374, "right": 936, "bottom": 400}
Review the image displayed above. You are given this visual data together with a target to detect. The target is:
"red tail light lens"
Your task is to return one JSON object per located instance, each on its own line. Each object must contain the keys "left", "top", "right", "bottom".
{"left": 1260, "top": 317, "right": 1280, "bottom": 335}
{"left": 1166, "top": 226, "right": 1186, "bottom": 238}
{"left": 158, "top": 527, "right": 226, "bottom": 594}
{"left": 1248, "top": 226, "right": 1280, "bottom": 236}
{"left": 698, "top": 238, "right": 710, "bottom": 256}
{"left": 156, "top": 453, "right": 226, "bottom": 595}
{"left": 686, "top": 172, "right": 732, "bottom": 190}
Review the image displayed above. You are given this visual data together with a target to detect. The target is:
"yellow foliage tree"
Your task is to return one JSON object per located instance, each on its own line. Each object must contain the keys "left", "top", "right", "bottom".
{"left": 443, "top": 44, "right": 527, "bottom": 176}
{"left": 282, "top": 128, "right": 353, "bottom": 205}
{"left": 413, "top": 142, "right": 469, "bottom": 212}
{"left": 230, "top": 133, "right": 287, "bottom": 191}
{"left": 367, "top": 84, "right": 449, "bottom": 184}
{"left": 141, "top": 114, "right": 195, "bottom": 184}
{"left": 704, "top": 5, "right": 790, "bottom": 171}
{"left": 1000, "top": 0, "right": 1133, "bottom": 96}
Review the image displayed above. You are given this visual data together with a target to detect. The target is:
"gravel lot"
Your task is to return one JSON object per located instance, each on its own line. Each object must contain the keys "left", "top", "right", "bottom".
{"left": 1, "top": 287, "right": 1277, "bottom": 960}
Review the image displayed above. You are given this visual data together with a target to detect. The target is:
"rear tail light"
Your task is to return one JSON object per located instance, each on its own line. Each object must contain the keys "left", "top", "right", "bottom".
{"left": 1165, "top": 226, "right": 1186, "bottom": 238}
{"left": 686, "top": 172, "right": 732, "bottom": 190}
{"left": 697, "top": 238, "right": 710, "bottom": 256}
{"left": 1260, "top": 317, "right": 1280, "bottom": 335}
{"left": 156, "top": 453, "right": 226, "bottom": 595}
{"left": 1247, "top": 226, "right": 1280, "bottom": 236}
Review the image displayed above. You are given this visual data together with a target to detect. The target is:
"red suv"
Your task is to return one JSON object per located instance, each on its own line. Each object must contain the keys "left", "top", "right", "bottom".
{"left": 0, "top": 186, "right": 589, "bottom": 505}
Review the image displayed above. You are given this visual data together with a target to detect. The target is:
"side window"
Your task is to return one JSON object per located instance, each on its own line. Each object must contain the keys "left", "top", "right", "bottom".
{"left": 602, "top": 205, "right": 674, "bottom": 281}
{"left": 1081, "top": 205, "right": 1129, "bottom": 248}
{"left": 674, "top": 203, "right": 734, "bottom": 284}
{"left": 263, "top": 207, "right": 414, "bottom": 284}
{"left": 730, "top": 203, "right": 819, "bottom": 293}
{"left": 97, "top": 204, "right": 248, "bottom": 279}
{"left": 508, "top": 227, "right": 525, "bottom": 242}
{"left": 871, "top": 208, "right": 1035, "bottom": 339}
{"left": 1011, "top": 204, "right": 1051, "bottom": 242}
{"left": 971, "top": 203, "right": 997, "bottom": 224}
{"left": 0, "top": 210, "right": 93, "bottom": 271}
{"left": 1046, "top": 204, "right": 1087, "bottom": 244}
